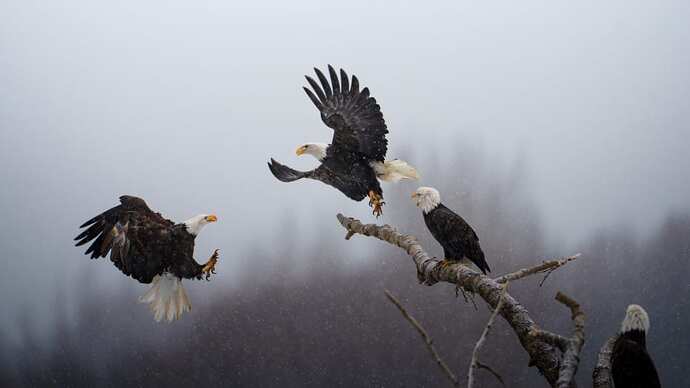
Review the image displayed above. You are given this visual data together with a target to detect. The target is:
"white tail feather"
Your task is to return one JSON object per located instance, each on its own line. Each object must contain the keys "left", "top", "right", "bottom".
{"left": 139, "top": 273, "right": 191, "bottom": 322}
{"left": 372, "top": 159, "right": 420, "bottom": 182}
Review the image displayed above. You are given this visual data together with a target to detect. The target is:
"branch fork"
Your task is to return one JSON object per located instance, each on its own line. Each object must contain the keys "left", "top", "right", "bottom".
{"left": 337, "top": 214, "right": 584, "bottom": 387}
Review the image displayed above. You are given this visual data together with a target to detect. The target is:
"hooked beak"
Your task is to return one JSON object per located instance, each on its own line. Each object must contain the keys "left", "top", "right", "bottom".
{"left": 205, "top": 214, "right": 218, "bottom": 223}
{"left": 411, "top": 192, "right": 418, "bottom": 199}
{"left": 296, "top": 145, "right": 307, "bottom": 156}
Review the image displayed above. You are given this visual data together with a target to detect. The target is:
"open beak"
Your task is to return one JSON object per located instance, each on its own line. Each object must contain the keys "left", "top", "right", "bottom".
{"left": 205, "top": 214, "right": 218, "bottom": 223}
{"left": 295, "top": 146, "right": 306, "bottom": 156}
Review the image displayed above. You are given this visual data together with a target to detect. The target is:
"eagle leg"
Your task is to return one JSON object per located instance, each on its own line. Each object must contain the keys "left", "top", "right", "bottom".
{"left": 201, "top": 249, "right": 220, "bottom": 281}
{"left": 438, "top": 259, "right": 452, "bottom": 271}
{"left": 367, "top": 190, "right": 385, "bottom": 218}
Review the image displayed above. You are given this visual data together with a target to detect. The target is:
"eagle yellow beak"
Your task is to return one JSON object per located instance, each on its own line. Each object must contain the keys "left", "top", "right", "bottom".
{"left": 205, "top": 215, "right": 218, "bottom": 222}
{"left": 296, "top": 145, "right": 307, "bottom": 156}
{"left": 411, "top": 192, "right": 418, "bottom": 199}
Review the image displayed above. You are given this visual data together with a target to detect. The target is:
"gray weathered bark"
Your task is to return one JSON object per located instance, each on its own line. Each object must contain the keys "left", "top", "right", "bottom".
{"left": 592, "top": 336, "right": 617, "bottom": 388}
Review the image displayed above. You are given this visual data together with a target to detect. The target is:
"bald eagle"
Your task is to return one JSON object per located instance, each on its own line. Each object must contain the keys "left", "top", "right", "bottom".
{"left": 268, "top": 65, "right": 418, "bottom": 217}
{"left": 74, "top": 195, "right": 220, "bottom": 322}
{"left": 411, "top": 187, "right": 490, "bottom": 274}
{"left": 611, "top": 304, "right": 661, "bottom": 388}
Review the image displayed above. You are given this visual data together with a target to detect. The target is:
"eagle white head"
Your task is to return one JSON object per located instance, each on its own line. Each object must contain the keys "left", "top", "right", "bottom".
{"left": 621, "top": 304, "right": 650, "bottom": 333}
{"left": 411, "top": 187, "right": 441, "bottom": 214}
{"left": 295, "top": 142, "right": 328, "bottom": 161}
{"left": 183, "top": 214, "right": 218, "bottom": 236}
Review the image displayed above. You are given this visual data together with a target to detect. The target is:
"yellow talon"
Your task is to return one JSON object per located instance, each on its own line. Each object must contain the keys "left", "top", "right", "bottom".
{"left": 368, "top": 190, "right": 385, "bottom": 218}
{"left": 202, "top": 249, "right": 219, "bottom": 280}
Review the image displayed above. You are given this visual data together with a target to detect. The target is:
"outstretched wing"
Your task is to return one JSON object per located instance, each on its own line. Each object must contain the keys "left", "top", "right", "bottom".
{"left": 267, "top": 158, "right": 312, "bottom": 182}
{"left": 74, "top": 195, "right": 177, "bottom": 283}
{"left": 267, "top": 158, "right": 372, "bottom": 202}
{"left": 303, "top": 65, "right": 388, "bottom": 161}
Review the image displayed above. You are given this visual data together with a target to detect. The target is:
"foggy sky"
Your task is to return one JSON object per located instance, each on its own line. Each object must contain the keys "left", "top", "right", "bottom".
{"left": 1, "top": 0, "right": 689, "bottom": 343}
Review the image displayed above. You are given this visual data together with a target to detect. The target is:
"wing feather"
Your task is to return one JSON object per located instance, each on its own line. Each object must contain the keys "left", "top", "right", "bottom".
{"left": 340, "top": 69, "right": 349, "bottom": 95}
{"left": 314, "top": 67, "right": 333, "bottom": 99}
{"left": 303, "top": 66, "right": 388, "bottom": 161}
{"left": 303, "top": 87, "right": 323, "bottom": 110}
{"left": 305, "top": 76, "right": 327, "bottom": 103}
{"left": 267, "top": 158, "right": 311, "bottom": 182}
{"left": 75, "top": 196, "right": 176, "bottom": 283}
{"left": 329, "top": 65, "right": 340, "bottom": 95}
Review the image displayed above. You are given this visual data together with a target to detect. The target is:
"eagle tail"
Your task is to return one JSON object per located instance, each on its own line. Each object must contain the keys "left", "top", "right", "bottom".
{"left": 372, "top": 159, "right": 420, "bottom": 182}
{"left": 139, "top": 273, "right": 191, "bottom": 322}
{"left": 463, "top": 257, "right": 490, "bottom": 275}
{"left": 268, "top": 158, "right": 309, "bottom": 182}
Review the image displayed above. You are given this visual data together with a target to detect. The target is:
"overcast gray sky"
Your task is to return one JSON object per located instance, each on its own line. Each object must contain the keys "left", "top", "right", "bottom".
{"left": 1, "top": 0, "right": 689, "bottom": 333}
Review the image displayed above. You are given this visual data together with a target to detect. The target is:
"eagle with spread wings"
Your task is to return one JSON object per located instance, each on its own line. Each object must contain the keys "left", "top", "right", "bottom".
{"left": 268, "top": 65, "right": 418, "bottom": 217}
{"left": 75, "top": 195, "right": 219, "bottom": 322}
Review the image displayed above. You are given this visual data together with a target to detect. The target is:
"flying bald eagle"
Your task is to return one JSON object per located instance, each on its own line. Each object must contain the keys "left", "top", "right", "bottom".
{"left": 611, "top": 304, "right": 661, "bottom": 388}
{"left": 74, "top": 195, "right": 220, "bottom": 322}
{"left": 411, "top": 187, "right": 490, "bottom": 274}
{"left": 268, "top": 65, "right": 418, "bottom": 217}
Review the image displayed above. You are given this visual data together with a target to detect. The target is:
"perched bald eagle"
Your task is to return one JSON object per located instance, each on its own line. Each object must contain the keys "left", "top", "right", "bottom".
{"left": 74, "top": 195, "right": 220, "bottom": 322}
{"left": 411, "top": 187, "right": 490, "bottom": 274}
{"left": 611, "top": 304, "right": 661, "bottom": 388}
{"left": 268, "top": 65, "right": 418, "bottom": 217}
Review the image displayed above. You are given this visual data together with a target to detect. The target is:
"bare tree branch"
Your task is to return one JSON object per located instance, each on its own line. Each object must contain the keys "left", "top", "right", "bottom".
{"left": 555, "top": 293, "right": 586, "bottom": 388}
{"left": 336, "top": 214, "right": 580, "bottom": 387}
{"left": 592, "top": 336, "right": 617, "bottom": 388}
{"left": 529, "top": 292, "right": 587, "bottom": 387}
{"left": 530, "top": 330, "right": 568, "bottom": 352}
{"left": 383, "top": 289, "right": 460, "bottom": 387}
{"left": 475, "top": 361, "right": 506, "bottom": 387}
{"left": 468, "top": 282, "right": 509, "bottom": 388}
{"left": 494, "top": 254, "right": 581, "bottom": 284}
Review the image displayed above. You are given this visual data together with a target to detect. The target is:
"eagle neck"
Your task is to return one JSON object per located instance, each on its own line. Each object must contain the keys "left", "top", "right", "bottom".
{"left": 621, "top": 329, "right": 647, "bottom": 348}
{"left": 421, "top": 200, "right": 441, "bottom": 215}
{"left": 183, "top": 216, "right": 206, "bottom": 236}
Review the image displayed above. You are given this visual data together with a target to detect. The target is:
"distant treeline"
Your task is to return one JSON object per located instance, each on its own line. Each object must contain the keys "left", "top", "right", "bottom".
{"left": 2, "top": 149, "right": 688, "bottom": 387}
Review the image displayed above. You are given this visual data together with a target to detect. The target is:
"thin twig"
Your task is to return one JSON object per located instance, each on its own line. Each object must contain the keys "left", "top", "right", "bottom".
{"left": 384, "top": 289, "right": 459, "bottom": 387}
{"left": 494, "top": 254, "right": 581, "bottom": 284}
{"left": 476, "top": 361, "right": 506, "bottom": 387}
{"left": 468, "top": 282, "right": 509, "bottom": 388}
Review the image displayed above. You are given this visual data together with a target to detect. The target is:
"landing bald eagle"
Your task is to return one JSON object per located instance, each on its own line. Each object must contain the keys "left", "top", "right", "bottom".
{"left": 74, "top": 195, "right": 220, "bottom": 322}
{"left": 611, "top": 304, "right": 661, "bottom": 388}
{"left": 412, "top": 187, "right": 490, "bottom": 274}
{"left": 268, "top": 65, "right": 418, "bottom": 217}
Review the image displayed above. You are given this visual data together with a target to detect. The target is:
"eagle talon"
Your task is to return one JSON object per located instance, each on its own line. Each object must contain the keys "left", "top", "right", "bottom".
{"left": 367, "top": 190, "right": 385, "bottom": 218}
{"left": 202, "top": 249, "right": 219, "bottom": 281}
{"left": 438, "top": 259, "right": 451, "bottom": 270}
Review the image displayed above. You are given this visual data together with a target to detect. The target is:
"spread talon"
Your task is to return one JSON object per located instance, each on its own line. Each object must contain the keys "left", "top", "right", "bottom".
{"left": 367, "top": 190, "right": 385, "bottom": 218}
{"left": 202, "top": 249, "right": 219, "bottom": 280}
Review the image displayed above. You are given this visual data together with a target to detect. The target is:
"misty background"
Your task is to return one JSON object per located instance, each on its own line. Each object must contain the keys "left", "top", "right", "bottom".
{"left": 1, "top": 1, "right": 689, "bottom": 386}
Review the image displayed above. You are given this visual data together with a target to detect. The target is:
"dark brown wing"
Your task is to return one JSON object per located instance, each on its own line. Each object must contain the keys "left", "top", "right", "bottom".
{"left": 424, "top": 204, "right": 490, "bottom": 274}
{"left": 303, "top": 65, "right": 388, "bottom": 161}
{"left": 74, "top": 195, "right": 178, "bottom": 283}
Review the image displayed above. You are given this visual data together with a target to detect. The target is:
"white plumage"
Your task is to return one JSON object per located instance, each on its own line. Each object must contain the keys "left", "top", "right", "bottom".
{"left": 371, "top": 159, "right": 420, "bottom": 182}
{"left": 139, "top": 272, "right": 192, "bottom": 323}
{"left": 621, "top": 304, "right": 650, "bottom": 333}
